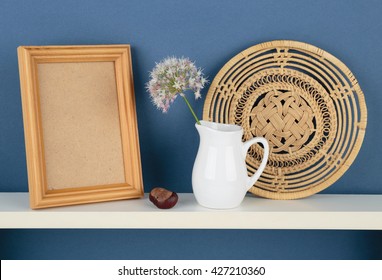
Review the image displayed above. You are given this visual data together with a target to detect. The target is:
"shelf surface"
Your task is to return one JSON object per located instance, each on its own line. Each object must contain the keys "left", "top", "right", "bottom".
{"left": 1, "top": 192, "right": 382, "bottom": 229}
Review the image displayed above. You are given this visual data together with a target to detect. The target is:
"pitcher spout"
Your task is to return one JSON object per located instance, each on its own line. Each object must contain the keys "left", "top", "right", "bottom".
{"left": 195, "top": 121, "right": 243, "bottom": 144}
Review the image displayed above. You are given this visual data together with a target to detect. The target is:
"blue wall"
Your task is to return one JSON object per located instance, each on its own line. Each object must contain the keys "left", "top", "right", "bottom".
{"left": 0, "top": 0, "right": 381, "bottom": 259}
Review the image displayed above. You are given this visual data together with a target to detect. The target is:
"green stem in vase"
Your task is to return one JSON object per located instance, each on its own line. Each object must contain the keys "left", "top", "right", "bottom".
{"left": 182, "top": 94, "right": 201, "bottom": 125}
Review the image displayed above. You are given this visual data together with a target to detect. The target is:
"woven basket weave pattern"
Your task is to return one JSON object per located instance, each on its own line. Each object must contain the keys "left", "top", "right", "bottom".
{"left": 203, "top": 40, "right": 367, "bottom": 199}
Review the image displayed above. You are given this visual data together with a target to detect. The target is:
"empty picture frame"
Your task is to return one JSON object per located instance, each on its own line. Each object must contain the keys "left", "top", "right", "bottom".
{"left": 18, "top": 45, "right": 143, "bottom": 209}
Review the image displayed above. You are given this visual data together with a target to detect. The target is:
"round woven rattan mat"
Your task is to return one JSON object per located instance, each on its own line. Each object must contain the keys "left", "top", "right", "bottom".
{"left": 203, "top": 40, "right": 367, "bottom": 199}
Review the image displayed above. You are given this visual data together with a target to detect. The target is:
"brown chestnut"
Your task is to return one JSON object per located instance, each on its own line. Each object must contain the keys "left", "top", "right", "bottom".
{"left": 149, "top": 187, "right": 178, "bottom": 209}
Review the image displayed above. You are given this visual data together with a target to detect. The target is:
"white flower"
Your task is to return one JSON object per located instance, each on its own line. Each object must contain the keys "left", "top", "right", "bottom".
{"left": 189, "top": 77, "right": 195, "bottom": 86}
{"left": 174, "top": 81, "right": 182, "bottom": 90}
{"left": 146, "top": 56, "right": 208, "bottom": 113}
{"left": 201, "top": 77, "right": 207, "bottom": 86}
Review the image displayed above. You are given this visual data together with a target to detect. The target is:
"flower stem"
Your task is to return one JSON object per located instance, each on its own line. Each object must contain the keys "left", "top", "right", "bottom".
{"left": 181, "top": 94, "right": 201, "bottom": 125}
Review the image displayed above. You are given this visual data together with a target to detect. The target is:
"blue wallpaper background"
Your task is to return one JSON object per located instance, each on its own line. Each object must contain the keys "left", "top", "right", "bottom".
{"left": 0, "top": 0, "right": 381, "bottom": 259}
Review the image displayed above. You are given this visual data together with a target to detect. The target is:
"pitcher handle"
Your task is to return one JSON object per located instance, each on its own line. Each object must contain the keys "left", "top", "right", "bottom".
{"left": 242, "top": 137, "right": 269, "bottom": 190}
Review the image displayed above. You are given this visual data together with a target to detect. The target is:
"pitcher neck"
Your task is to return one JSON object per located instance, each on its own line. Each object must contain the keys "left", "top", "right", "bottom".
{"left": 196, "top": 121, "right": 243, "bottom": 142}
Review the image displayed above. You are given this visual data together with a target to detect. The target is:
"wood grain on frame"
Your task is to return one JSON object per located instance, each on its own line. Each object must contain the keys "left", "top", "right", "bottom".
{"left": 17, "top": 45, "right": 143, "bottom": 209}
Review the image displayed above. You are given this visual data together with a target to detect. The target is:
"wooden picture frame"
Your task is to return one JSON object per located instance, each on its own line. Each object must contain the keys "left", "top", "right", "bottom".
{"left": 18, "top": 45, "right": 144, "bottom": 209}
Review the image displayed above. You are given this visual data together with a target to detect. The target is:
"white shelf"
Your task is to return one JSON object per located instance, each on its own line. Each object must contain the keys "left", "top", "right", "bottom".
{"left": 0, "top": 193, "right": 382, "bottom": 230}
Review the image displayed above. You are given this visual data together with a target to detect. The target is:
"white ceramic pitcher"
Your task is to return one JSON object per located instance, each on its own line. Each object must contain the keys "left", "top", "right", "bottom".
{"left": 192, "top": 121, "right": 269, "bottom": 209}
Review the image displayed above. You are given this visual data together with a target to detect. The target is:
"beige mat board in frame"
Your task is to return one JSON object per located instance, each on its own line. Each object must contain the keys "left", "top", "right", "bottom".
{"left": 18, "top": 45, "right": 143, "bottom": 209}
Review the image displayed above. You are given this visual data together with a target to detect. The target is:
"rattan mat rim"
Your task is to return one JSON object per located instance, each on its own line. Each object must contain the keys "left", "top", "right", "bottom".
{"left": 203, "top": 40, "right": 367, "bottom": 200}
